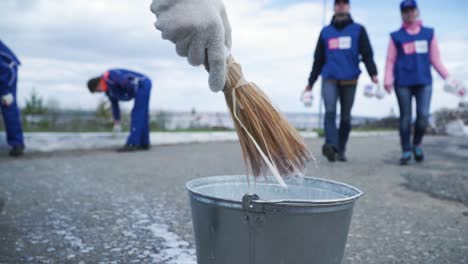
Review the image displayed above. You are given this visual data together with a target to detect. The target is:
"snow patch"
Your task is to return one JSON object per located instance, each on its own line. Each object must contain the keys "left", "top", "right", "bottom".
{"left": 0, "top": 131, "right": 318, "bottom": 152}
{"left": 144, "top": 223, "right": 196, "bottom": 264}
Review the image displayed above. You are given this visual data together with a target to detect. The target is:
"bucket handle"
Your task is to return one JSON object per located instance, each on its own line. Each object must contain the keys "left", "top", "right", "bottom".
{"left": 242, "top": 194, "right": 358, "bottom": 213}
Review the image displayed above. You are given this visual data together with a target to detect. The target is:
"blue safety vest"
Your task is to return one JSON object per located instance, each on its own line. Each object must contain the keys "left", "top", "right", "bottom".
{"left": 103, "top": 69, "right": 148, "bottom": 102}
{"left": 0, "top": 40, "right": 20, "bottom": 90}
{"left": 391, "top": 27, "right": 434, "bottom": 87}
{"left": 321, "top": 23, "right": 362, "bottom": 81}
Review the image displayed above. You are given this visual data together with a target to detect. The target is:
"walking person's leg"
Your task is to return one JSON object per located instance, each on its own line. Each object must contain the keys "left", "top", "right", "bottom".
{"left": 413, "top": 85, "right": 432, "bottom": 162}
{"left": 394, "top": 86, "right": 413, "bottom": 165}
{"left": 337, "top": 84, "right": 357, "bottom": 161}
{"left": 321, "top": 80, "right": 339, "bottom": 162}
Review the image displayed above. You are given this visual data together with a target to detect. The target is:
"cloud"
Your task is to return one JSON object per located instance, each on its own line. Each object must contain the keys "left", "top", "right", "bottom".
{"left": 1, "top": 0, "right": 466, "bottom": 117}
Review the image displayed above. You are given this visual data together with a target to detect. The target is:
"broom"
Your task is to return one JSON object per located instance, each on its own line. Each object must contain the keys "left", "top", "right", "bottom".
{"left": 151, "top": 0, "right": 314, "bottom": 187}
{"left": 205, "top": 54, "right": 315, "bottom": 188}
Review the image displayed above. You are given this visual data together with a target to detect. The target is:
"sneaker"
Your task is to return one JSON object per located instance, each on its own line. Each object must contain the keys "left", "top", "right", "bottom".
{"left": 413, "top": 146, "right": 424, "bottom": 162}
{"left": 337, "top": 153, "right": 348, "bottom": 162}
{"left": 322, "top": 144, "right": 337, "bottom": 162}
{"left": 400, "top": 151, "right": 412, "bottom": 166}
{"left": 9, "top": 146, "right": 25, "bottom": 157}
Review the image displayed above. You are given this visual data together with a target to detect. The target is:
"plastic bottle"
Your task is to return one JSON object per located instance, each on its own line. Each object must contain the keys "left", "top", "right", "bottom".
{"left": 375, "top": 85, "right": 386, "bottom": 100}
{"left": 301, "top": 91, "right": 314, "bottom": 108}
{"left": 444, "top": 79, "right": 466, "bottom": 98}
{"left": 363, "top": 84, "right": 375, "bottom": 98}
{"left": 364, "top": 84, "right": 385, "bottom": 99}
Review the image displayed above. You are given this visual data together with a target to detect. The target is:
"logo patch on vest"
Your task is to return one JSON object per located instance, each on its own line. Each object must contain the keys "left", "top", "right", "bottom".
{"left": 328, "top": 36, "right": 352, "bottom": 50}
{"left": 403, "top": 40, "right": 429, "bottom": 55}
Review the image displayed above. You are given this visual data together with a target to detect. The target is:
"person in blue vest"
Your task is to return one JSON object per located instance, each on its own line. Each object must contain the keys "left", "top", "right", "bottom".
{"left": 304, "top": 0, "right": 379, "bottom": 162}
{"left": 87, "top": 69, "right": 152, "bottom": 152}
{"left": 384, "top": 0, "right": 458, "bottom": 165}
{"left": 0, "top": 40, "right": 25, "bottom": 157}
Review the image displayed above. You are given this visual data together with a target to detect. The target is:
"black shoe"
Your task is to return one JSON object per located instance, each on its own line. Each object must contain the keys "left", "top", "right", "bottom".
{"left": 399, "top": 152, "right": 412, "bottom": 166}
{"left": 117, "top": 144, "right": 151, "bottom": 152}
{"left": 337, "top": 153, "right": 348, "bottom": 162}
{"left": 139, "top": 144, "right": 151, "bottom": 151}
{"left": 9, "top": 146, "right": 25, "bottom": 157}
{"left": 322, "top": 144, "right": 337, "bottom": 162}
{"left": 117, "top": 145, "right": 139, "bottom": 152}
{"left": 413, "top": 146, "right": 424, "bottom": 162}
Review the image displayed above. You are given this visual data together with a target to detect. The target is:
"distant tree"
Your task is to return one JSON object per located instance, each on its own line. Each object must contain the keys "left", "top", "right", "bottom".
{"left": 155, "top": 111, "right": 170, "bottom": 130}
{"left": 23, "top": 89, "right": 47, "bottom": 115}
{"left": 46, "top": 97, "right": 61, "bottom": 112}
{"left": 95, "top": 99, "right": 112, "bottom": 121}
{"left": 46, "top": 97, "right": 61, "bottom": 130}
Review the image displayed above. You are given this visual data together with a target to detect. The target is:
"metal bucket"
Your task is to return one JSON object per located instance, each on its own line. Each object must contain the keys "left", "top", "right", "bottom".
{"left": 186, "top": 175, "right": 363, "bottom": 264}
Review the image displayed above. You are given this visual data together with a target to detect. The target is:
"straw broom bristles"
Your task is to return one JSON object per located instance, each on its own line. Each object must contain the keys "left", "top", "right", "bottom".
{"left": 215, "top": 56, "right": 314, "bottom": 183}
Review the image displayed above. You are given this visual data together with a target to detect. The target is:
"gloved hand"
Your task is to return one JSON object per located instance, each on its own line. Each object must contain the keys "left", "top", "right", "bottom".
{"left": 150, "top": 0, "right": 232, "bottom": 92}
{"left": 1, "top": 93, "right": 14, "bottom": 107}
{"left": 113, "top": 122, "right": 122, "bottom": 134}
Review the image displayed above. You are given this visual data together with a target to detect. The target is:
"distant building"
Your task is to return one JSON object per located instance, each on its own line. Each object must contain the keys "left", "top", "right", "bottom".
{"left": 459, "top": 101, "right": 468, "bottom": 110}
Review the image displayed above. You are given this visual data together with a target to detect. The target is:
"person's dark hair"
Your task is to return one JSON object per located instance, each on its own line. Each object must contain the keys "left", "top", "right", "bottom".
{"left": 87, "top": 77, "right": 101, "bottom": 93}
{"left": 335, "top": 0, "right": 349, "bottom": 4}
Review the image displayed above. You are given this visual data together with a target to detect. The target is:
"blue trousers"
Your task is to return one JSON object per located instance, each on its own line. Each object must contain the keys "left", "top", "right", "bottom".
{"left": 1, "top": 77, "right": 24, "bottom": 147}
{"left": 126, "top": 79, "right": 151, "bottom": 146}
{"left": 395, "top": 85, "right": 432, "bottom": 152}
{"left": 322, "top": 80, "right": 357, "bottom": 154}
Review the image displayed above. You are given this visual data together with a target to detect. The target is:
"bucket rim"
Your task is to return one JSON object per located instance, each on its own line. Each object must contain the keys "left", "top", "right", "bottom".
{"left": 186, "top": 175, "right": 364, "bottom": 207}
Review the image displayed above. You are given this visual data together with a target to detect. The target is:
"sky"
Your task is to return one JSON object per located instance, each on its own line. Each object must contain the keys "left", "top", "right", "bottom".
{"left": 0, "top": 0, "right": 467, "bottom": 117}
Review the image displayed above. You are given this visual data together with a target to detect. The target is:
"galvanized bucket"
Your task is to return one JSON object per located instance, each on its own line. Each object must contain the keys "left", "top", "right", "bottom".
{"left": 186, "top": 175, "right": 363, "bottom": 264}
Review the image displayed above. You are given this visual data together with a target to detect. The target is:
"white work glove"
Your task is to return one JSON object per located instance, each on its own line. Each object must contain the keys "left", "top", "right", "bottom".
{"left": 113, "top": 122, "right": 122, "bottom": 134}
{"left": 1, "top": 93, "right": 14, "bottom": 107}
{"left": 150, "top": 0, "right": 232, "bottom": 92}
{"left": 444, "top": 77, "right": 466, "bottom": 98}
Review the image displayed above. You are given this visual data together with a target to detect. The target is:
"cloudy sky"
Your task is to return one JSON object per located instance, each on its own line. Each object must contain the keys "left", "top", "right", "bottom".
{"left": 1, "top": 0, "right": 467, "bottom": 117}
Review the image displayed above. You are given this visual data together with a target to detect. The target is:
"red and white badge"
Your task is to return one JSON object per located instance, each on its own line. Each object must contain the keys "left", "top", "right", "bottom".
{"left": 403, "top": 40, "right": 428, "bottom": 55}
{"left": 328, "top": 36, "right": 352, "bottom": 50}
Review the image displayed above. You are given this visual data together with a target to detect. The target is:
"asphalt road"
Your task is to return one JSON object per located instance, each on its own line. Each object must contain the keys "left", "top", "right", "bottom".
{"left": 0, "top": 135, "right": 467, "bottom": 263}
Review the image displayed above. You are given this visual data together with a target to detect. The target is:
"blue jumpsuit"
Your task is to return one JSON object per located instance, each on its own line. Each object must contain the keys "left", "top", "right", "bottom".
{"left": 0, "top": 41, "right": 24, "bottom": 148}
{"left": 103, "top": 69, "right": 152, "bottom": 147}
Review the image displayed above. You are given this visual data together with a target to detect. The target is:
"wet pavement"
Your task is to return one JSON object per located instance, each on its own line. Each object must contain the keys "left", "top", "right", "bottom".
{"left": 0, "top": 136, "right": 467, "bottom": 263}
